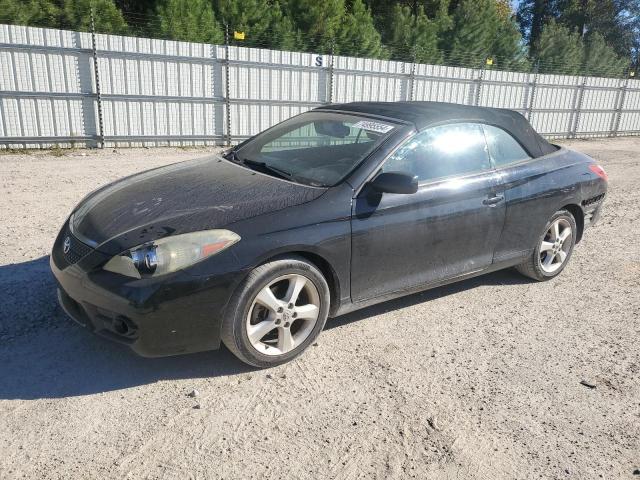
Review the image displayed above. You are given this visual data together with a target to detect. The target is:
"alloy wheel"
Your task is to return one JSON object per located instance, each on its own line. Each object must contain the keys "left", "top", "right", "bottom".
{"left": 246, "top": 274, "right": 321, "bottom": 356}
{"left": 539, "top": 218, "right": 572, "bottom": 274}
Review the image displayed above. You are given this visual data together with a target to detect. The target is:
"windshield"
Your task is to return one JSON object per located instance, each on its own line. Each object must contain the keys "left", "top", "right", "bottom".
{"left": 230, "top": 112, "right": 397, "bottom": 186}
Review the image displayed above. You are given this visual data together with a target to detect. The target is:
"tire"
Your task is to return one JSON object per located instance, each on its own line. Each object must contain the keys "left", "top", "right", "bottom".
{"left": 220, "top": 255, "right": 330, "bottom": 368}
{"left": 516, "top": 209, "right": 577, "bottom": 281}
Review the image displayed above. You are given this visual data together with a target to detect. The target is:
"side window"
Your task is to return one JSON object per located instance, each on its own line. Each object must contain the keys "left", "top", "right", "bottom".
{"left": 382, "top": 123, "right": 491, "bottom": 182}
{"left": 483, "top": 125, "right": 531, "bottom": 167}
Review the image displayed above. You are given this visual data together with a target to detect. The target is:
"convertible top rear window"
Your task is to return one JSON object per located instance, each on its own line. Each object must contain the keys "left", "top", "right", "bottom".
{"left": 233, "top": 112, "right": 397, "bottom": 186}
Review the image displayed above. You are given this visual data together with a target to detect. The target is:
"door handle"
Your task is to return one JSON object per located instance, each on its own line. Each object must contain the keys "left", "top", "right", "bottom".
{"left": 483, "top": 194, "right": 504, "bottom": 206}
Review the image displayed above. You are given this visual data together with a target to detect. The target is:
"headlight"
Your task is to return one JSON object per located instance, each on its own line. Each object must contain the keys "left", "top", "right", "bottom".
{"left": 103, "top": 229, "right": 240, "bottom": 278}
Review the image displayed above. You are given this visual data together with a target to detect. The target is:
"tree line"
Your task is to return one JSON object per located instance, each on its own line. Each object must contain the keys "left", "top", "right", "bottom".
{"left": 1, "top": 0, "right": 638, "bottom": 77}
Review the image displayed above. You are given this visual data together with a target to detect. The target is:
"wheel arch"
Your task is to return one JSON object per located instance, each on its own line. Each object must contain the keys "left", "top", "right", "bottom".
{"left": 255, "top": 248, "right": 342, "bottom": 317}
{"left": 560, "top": 203, "right": 584, "bottom": 243}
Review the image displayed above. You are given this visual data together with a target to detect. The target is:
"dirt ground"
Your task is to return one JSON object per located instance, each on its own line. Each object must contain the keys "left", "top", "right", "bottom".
{"left": 0, "top": 139, "right": 638, "bottom": 479}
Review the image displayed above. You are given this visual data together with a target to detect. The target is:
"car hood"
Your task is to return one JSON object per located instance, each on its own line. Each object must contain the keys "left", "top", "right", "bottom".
{"left": 71, "top": 156, "right": 326, "bottom": 253}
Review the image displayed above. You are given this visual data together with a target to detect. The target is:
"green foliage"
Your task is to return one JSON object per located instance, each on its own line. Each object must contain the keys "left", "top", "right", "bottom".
{"left": 556, "top": 0, "right": 639, "bottom": 61}
{"left": 216, "top": 0, "right": 299, "bottom": 51}
{"left": 0, "top": 0, "right": 128, "bottom": 33}
{"left": 535, "top": 19, "right": 630, "bottom": 77}
{"left": 516, "top": 0, "right": 559, "bottom": 54}
{"left": 264, "top": 3, "right": 301, "bottom": 51}
{"left": 583, "top": 32, "right": 629, "bottom": 77}
{"left": 0, "top": 0, "right": 60, "bottom": 28}
{"left": 492, "top": 18, "right": 529, "bottom": 71}
{"left": 0, "top": 0, "right": 637, "bottom": 77}
{"left": 386, "top": 4, "right": 443, "bottom": 63}
{"left": 281, "top": 0, "right": 343, "bottom": 53}
{"left": 61, "top": 0, "right": 128, "bottom": 33}
{"left": 154, "top": 0, "right": 224, "bottom": 44}
{"left": 518, "top": 0, "right": 639, "bottom": 71}
{"left": 335, "top": 0, "right": 386, "bottom": 58}
{"left": 447, "top": 0, "right": 525, "bottom": 69}
{"left": 448, "top": 0, "right": 498, "bottom": 66}
{"left": 279, "top": 0, "right": 386, "bottom": 56}
{"left": 535, "top": 20, "right": 583, "bottom": 75}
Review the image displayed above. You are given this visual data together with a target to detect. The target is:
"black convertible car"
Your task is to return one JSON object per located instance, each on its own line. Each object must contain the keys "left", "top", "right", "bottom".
{"left": 51, "top": 101, "right": 607, "bottom": 367}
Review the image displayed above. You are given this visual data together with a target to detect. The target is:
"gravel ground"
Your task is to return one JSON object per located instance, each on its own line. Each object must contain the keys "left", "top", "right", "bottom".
{"left": 0, "top": 139, "right": 638, "bottom": 479}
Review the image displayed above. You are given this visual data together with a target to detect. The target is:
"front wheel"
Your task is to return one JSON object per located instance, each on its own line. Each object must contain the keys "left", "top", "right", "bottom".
{"left": 220, "top": 256, "right": 330, "bottom": 367}
{"left": 516, "top": 209, "right": 577, "bottom": 281}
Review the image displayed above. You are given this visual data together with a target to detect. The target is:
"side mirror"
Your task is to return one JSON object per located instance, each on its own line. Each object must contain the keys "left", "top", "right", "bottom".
{"left": 369, "top": 171, "right": 418, "bottom": 194}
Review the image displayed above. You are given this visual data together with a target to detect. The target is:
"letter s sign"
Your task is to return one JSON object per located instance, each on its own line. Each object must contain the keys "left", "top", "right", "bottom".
{"left": 315, "top": 56, "right": 323, "bottom": 67}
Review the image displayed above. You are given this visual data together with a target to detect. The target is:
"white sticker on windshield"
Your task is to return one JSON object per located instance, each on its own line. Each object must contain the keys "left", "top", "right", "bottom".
{"left": 353, "top": 120, "right": 394, "bottom": 134}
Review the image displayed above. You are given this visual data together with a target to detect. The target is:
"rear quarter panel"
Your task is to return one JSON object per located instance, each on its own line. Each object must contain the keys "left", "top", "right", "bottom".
{"left": 493, "top": 148, "right": 606, "bottom": 264}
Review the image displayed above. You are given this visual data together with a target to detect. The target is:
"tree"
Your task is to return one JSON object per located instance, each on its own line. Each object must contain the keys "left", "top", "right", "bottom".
{"left": 535, "top": 20, "right": 583, "bottom": 74}
{"left": 335, "top": 0, "right": 386, "bottom": 58}
{"left": 492, "top": 17, "right": 529, "bottom": 70}
{"left": 113, "top": 0, "right": 157, "bottom": 33}
{"left": 447, "top": 0, "right": 525, "bottom": 68}
{"left": 1, "top": 0, "right": 638, "bottom": 75}
{"left": 215, "top": 0, "right": 299, "bottom": 51}
{"left": 154, "top": 0, "right": 224, "bottom": 43}
{"left": 516, "top": 0, "right": 559, "bottom": 55}
{"left": 60, "top": 0, "right": 128, "bottom": 33}
{"left": 556, "top": 0, "right": 640, "bottom": 60}
{"left": 281, "top": 0, "right": 344, "bottom": 53}
{"left": 583, "top": 31, "right": 629, "bottom": 76}
{"left": 281, "top": 0, "right": 385, "bottom": 57}
{"left": 263, "top": 3, "right": 301, "bottom": 51}
{"left": 0, "top": 0, "right": 60, "bottom": 28}
{"left": 494, "top": 0, "right": 512, "bottom": 21}
{"left": 385, "top": 4, "right": 443, "bottom": 63}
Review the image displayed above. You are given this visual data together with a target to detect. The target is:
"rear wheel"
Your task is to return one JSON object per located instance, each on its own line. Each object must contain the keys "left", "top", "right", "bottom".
{"left": 516, "top": 210, "right": 577, "bottom": 281}
{"left": 221, "top": 256, "right": 330, "bottom": 367}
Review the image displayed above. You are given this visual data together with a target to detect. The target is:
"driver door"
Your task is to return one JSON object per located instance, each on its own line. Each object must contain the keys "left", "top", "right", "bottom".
{"left": 350, "top": 123, "right": 506, "bottom": 302}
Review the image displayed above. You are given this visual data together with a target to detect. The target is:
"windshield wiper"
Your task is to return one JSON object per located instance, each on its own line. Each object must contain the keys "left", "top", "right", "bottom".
{"left": 242, "top": 158, "right": 296, "bottom": 181}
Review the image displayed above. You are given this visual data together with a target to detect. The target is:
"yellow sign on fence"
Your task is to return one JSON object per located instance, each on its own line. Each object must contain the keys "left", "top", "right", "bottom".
{"left": 233, "top": 31, "right": 245, "bottom": 40}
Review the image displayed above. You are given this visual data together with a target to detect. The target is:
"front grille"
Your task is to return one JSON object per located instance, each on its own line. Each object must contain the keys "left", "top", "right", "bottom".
{"left": 53, "top": 223, "right": 93, "bottom": 268}
{"left": 63, "top": 229, "right": 93, "bottom": 264}
{"left": 582, "top": 193, "right": 605, "bottom": 208}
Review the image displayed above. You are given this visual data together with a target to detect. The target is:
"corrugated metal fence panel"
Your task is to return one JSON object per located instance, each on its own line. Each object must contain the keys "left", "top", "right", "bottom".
{"left": 413, "top": 64, "right": 476, "bottom": 105}
{"left": 619, "top": 79, "right": 640, "bottom": 133}
{"left": 96, "top": 34, "right": 222, "bottom": 146}
{"left": 1, "top": 23, "right": 639, "bottom": 147}
{"left": 530, "top": 73, "right": 580, "bottom": 137}
{"left": 479, "top": 70, "right": 530, "bottom": 112}
{"left": 227, "top": 46, "right": 329, "bottom": 139}
{"left": 0, "top": 24, "right": 95, "bottom": 147}
{"left": 332, "top": 56, "right": 408, "bottom": 103}
{"left": 576, "top": 76, "right": 620, "bottom": 137}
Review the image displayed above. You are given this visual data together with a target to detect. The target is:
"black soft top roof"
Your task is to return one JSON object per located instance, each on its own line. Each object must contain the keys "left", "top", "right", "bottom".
{"left": 315, "top": 101, "right": 557, "bottom": 158}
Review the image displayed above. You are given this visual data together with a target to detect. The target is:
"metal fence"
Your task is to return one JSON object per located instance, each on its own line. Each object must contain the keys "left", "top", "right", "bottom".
{"left": 1, "top": 23, "right": 640, "bottom": 149}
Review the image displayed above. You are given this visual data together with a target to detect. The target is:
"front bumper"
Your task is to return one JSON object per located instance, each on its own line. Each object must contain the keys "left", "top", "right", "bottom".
{"left": 50, "top": 225, "right": 247, "bottom": 357}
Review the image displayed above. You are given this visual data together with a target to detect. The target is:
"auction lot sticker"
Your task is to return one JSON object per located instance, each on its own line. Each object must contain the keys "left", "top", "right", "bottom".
{"left": 353, "top": 120, "right": 395, "bottom": 134}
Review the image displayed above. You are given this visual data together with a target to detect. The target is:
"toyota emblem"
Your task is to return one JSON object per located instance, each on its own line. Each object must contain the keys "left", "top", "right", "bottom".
{"left": 63, "top": 236, "right": 71, "bottom": 254}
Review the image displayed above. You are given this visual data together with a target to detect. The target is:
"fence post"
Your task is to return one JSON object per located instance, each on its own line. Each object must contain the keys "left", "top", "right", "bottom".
{"left": 473, "top": 63, "right": 485, "bottom": 106}
{"left": 326, "top": 42, "right": 335, "bottom": 105}
{"left": 611, "top": 75, "right": 629, "bottom": 137}
{"left": 223, "top": 24, "right": 232, "bottom": 146}
{"left": 89, "top": 7, "right": 105, "bottom": 148}
{"left": 406, "top": 48, "right": 416, "bottom": 101}
{"left": 570, "top": 76, "right": 586, "bottom": 138}
{"left": 526, "top": 62, "right": 539, "bottom": 121}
